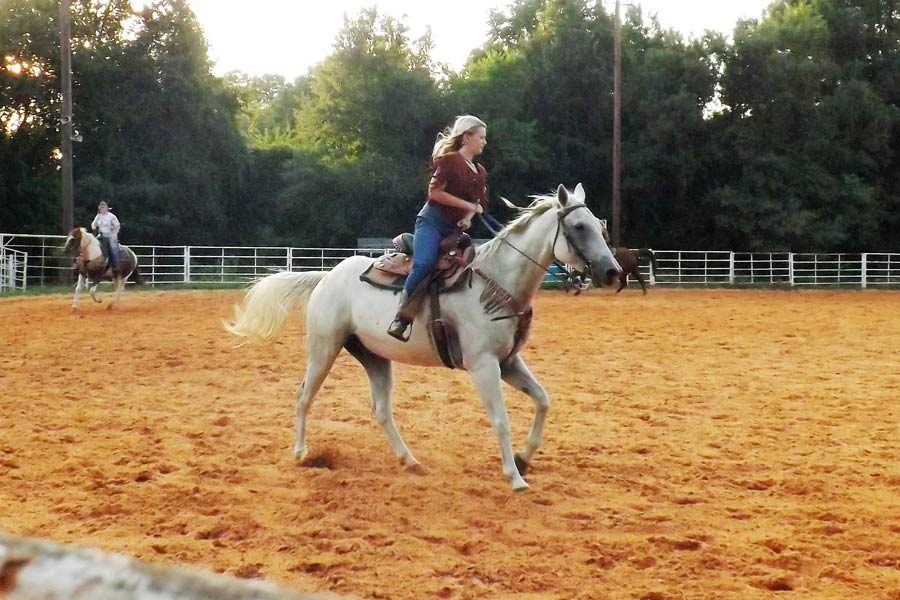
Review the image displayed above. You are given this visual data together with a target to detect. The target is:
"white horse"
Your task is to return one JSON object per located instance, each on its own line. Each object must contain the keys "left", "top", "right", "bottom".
{"left": 226, "top": 184, "right": 621, "bottom": 491}
{"left": 64, "top": 227, "right": 142, "bottom": 310}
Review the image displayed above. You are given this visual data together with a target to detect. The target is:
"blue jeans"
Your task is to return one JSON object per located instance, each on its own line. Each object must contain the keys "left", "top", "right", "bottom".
{"left": 404, "top": 212, "right": 455, "bottom": 295}
{"left": 101, "top": 237, "right": 121, "bottom": 270}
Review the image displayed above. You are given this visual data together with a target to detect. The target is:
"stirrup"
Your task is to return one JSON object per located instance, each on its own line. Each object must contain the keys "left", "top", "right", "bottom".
{"left": 387, "top": 318, "right": 412, "bottom": 342}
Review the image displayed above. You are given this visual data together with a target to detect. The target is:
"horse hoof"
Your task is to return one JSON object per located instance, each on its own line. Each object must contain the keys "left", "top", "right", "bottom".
{"left": 514, "top": 453, "right": 529, "bottom": 476}
{"left": 405, "top": 462, "right": 428, "bottom": 476}
{"left": 294, "top": 447, "right": 308, "bottom": 463}
{"left": 511, "top": 478, "right": 530, "bottom": 492}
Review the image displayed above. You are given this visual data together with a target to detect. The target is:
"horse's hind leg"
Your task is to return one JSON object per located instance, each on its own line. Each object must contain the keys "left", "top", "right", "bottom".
{"left": 635, "top": 271, "right": 648, "bottom": 295}
{"left": 90, "top": 281, "right": 102, "bottom": 303}
{"left": 294, "top": 330, "right": 343, "bottom": 463}
{"left": 345, "top": 335, "right": 423, "bottom": 473}
{"left": 616, "top": 273, "right": 627, "bottom": 293}
{"left": 501, "top": 354, "right": 549, "bottom": 476}
{"left": 108, "top": 276, "right": 124, "bottom": 309}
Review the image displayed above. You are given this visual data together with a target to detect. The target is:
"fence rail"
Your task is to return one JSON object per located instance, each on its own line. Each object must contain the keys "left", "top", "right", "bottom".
{"left": 2, "top": 233, "right": 899, "bottom": 290}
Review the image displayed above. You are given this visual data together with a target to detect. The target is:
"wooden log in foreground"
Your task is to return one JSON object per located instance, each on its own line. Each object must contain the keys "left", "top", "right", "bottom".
{"left": 0, "top": 533, "right": 346, "bottom": 600}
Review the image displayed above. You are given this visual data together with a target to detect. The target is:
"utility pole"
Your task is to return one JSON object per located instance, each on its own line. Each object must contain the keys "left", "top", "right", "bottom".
{"left": 59, "top": 0, "right": 74, "bottom": 235}
{"left": 611, "top": 0, "right": 622, "bottom": 247}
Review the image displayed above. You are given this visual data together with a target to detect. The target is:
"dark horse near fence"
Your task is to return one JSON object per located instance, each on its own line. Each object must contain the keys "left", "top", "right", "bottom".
{"left": 612, "top": 247, "right": 658, "bottom": 294}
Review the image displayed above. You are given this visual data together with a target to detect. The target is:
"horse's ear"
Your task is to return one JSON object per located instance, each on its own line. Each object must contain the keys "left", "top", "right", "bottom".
{"left": 557, "top": 184, "right": 569, "bottom": 206}
{"left": 574, "top": 183, "right": 586, "bottom": 202}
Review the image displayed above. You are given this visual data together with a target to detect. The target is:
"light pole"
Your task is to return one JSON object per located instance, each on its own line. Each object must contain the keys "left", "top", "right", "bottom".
{"left": 59, "top": 0, "right": 74, "bottom": 235}
{"left": 611, "top": 0, "right": 624, "bottom": 247}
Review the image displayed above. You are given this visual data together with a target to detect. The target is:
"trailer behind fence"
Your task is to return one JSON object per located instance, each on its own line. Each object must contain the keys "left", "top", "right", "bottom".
{"left": 2, "top": 233, "right": 899, "bottom": 290}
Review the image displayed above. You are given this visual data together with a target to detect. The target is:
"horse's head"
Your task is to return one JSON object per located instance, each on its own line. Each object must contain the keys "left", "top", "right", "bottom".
{"left": 64, "top": 227, "right": 84, "bottom": 256}
{"left": 552, "top": 184, "right": 621, "bottom": 287}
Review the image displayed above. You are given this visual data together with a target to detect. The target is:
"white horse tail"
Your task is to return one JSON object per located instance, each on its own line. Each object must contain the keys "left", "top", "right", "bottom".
{"left": 224, "top": 271, "right": 328, "bottom": 344}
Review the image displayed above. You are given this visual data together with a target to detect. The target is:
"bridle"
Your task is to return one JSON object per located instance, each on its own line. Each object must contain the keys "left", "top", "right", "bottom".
{"left": 64, "top": 229, "right": 82, "bottom": 257}
{"left": 479, "top": 203, "right": 596, "bottom": 280}
{"left": 551, "top": 204, "right": 595, "bottom": 280}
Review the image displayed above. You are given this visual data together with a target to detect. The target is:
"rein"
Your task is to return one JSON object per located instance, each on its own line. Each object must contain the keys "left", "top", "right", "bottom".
{"left": 478, "top": 213, "right": 549, "bottom": 274}
{"left": 478, "top": 204, "right": 595, "bottom": 279}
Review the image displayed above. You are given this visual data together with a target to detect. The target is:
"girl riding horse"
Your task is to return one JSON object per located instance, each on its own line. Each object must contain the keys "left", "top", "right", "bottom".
{"left": 387, "top": 115, "right": 489, "bottom": 341}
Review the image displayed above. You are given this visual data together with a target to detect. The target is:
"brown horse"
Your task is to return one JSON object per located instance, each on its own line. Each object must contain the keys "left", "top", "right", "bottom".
{"left": 612, "top": 247, "right": 658, "bottom": 294}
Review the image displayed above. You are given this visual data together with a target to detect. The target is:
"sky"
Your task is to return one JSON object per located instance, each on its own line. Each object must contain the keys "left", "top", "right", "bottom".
{"left": 184, "top": 1, "right": 773, "bottom": 80}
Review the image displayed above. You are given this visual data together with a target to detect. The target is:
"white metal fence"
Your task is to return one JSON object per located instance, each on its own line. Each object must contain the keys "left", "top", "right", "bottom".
{"left": 652, "top": 250, "right": 900, "bottom": 287}
{"left": 0, "top": 243, "right": 28, "bottom": 292}
{"left": 2, "top": 233, "right": 899, "bottom": 290}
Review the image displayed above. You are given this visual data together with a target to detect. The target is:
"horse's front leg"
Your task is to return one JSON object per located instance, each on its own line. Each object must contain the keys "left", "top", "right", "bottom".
{"left": 468, "top": 356, "right": 529, "bottom": 491}
{"left": 500, "top": 354, "right": 549, "bottom": 476}
{"left": 72, "top": 274, "right": 85, "bottom": 311}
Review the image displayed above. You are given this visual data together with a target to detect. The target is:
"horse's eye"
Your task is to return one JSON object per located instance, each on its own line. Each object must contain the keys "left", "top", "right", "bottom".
{"left": 574, "top": 223, "right": 586, "bottom": 231}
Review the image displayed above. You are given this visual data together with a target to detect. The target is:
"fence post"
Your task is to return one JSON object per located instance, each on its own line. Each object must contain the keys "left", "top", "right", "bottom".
{"left": 788, "top": 253, "right": 795, "bottom": 287}
{"left": 183, "top": 246, "right": 191, "bottom": 284}
{"left": 287, "top": 248, "right": 292, "bottom": 272}
{"left": 861, "top": 253, "right": 867, "bottom": 289}
{"left": 728, "top": 252, "right": 735, "bottom": 285}
{"left": 41, "top": 235, "right": 47, "bottom": 286}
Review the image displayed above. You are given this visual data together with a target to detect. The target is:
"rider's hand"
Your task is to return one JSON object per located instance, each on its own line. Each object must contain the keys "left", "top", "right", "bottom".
{"left": 475, "top": 203, "right": 484, "bottom": 215}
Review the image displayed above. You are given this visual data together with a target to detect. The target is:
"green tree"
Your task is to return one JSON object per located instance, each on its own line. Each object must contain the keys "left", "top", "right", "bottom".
{"left": 296, "top": 9, "right": 440, "bottom": 162}
{"left": 1, "top": 0, "right": 247, "bottom": 243}
{"left": 710, "top": 0, "right": 899, "bottom": 250}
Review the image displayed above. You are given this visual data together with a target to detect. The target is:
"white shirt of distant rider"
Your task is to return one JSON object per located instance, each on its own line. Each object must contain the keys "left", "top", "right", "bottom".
{"left": 91, "top": 211, "right": 121, "bottom": 240}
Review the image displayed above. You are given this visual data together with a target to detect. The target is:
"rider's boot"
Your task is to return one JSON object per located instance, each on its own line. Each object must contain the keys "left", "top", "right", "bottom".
{"left": 387, "top": 283, "right": 429, "bottom": 342}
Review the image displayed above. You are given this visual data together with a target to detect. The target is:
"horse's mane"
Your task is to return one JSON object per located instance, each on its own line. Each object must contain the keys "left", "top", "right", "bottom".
{"left": 477, "top": 193, "right": 560, "bottom": 259}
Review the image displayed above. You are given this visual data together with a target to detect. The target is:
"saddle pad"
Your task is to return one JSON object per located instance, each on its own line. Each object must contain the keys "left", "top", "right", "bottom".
{"left": 359, "top": 263, "right": 407, "bottom": 291}
{"left": 374, "top": 252, "right": 414, "bottom": 276}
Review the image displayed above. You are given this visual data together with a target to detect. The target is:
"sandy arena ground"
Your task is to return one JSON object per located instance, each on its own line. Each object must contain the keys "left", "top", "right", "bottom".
{"left": 0, "top": 287, "right": 898, "bottom": 599}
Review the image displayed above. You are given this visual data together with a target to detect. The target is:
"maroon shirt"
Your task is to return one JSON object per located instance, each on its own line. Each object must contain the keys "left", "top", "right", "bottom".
{"left": 427, "top": 152, "right": 489, "bottom": 225}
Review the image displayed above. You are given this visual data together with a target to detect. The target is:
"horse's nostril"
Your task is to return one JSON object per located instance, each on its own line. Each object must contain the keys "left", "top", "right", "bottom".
{"left": 605, "top": 268, "right": 619, "bottom": 281}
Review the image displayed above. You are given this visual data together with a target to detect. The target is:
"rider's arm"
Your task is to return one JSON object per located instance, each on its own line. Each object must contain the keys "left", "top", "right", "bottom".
{"left": 90, "top": 213, "right": 100, "bottom": 233}
{"left": 110, "top": 213, "right": 121, "bottom": 238}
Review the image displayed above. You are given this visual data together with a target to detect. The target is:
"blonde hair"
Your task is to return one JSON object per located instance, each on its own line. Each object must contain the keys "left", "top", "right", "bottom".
{"left": 432, "top": 115, "right": 487, "bottom": 159}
